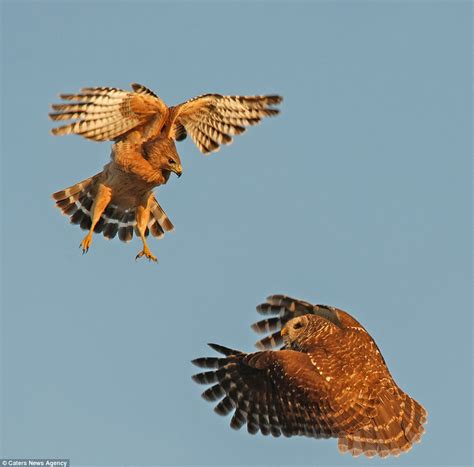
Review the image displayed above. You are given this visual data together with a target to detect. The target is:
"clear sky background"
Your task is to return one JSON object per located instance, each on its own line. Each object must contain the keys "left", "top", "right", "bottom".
{"left": 1, "top": 1, "right": 472, "bottom": 466}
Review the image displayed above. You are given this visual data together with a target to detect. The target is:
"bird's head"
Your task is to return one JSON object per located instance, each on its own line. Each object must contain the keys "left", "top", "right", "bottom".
{"left": 281, "top": 312, "right": 341, "bottom": 350}
{"left": 281, "top": 315, "right": 311, "bottom": 349}
{"left": 161, "top": 150, "right": 183, "bottom": 178}
{"left": 145, "top": 138, "right": 183, "bottom": 178}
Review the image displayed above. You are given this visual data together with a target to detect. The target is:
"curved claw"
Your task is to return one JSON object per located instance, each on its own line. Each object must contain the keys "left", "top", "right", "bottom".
{"left": 135, "top": 248, "right": 158, "bottom": 263}
{"left": 80, "top": 234, "right": 93, "bottom": 255}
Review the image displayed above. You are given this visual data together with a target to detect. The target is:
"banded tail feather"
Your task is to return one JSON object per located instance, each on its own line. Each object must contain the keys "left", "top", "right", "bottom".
{"left": 52, "top": 177, "right": 173, "bottom": 242}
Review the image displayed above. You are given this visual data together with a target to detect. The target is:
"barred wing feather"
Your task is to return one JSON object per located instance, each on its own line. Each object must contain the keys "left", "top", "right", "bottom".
{"left": 49, "top": 83, "right": 166, "bottom": 142}
{"left": 173, "top": 94, "right": 283, "bottom": 154}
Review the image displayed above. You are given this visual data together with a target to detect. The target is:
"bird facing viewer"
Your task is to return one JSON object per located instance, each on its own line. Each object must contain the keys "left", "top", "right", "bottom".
{"left": 50, "top": 83, "right": 282, "bottom": 261}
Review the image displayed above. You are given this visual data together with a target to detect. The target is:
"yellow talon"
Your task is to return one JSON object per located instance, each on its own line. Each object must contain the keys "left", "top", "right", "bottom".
{"left": 80, "top": 233, "right": 93, "bottom": 254}
{"left": 135, "top": 246, "right": 158, "bottom": 262}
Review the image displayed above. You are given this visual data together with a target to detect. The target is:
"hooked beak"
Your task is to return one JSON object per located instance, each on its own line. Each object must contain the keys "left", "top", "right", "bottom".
{"left": 173, "top": 165, "right": 183, "bottom": 178}
{"left": 281, "top": 326, "right": 288, "bottom": 337}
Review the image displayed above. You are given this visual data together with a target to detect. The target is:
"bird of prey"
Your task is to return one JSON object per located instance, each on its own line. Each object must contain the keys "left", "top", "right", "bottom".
{"left": 192, "top": 295, "right": 427, "bottom": 458}
{"left": 50, "top": 83, "right": 282, "bottom": 261}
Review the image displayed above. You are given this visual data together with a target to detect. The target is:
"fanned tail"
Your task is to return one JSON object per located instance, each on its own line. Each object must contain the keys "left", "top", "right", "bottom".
{"left": 146, "top": 196, "right": 174, "bottom": 239}
{"left": 52, "top": 175, "right": 99, "bottom": 232}
{"left": 52, "top": 179, "right": 173, "bottom": 242}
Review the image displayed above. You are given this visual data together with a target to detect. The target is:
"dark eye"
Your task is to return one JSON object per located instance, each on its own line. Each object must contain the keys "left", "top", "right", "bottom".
{"left": 168, "top": 158, "right": 176, "bottom": 165}
{"left": 293, "top": 321, "right": 303, "bottom": 330}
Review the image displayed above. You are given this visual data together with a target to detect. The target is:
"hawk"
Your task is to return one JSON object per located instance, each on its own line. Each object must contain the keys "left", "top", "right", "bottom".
{"left": 192, "top": 295, "right": 427, "bottom": 458}
{"left": 50, "top": 83, "right": 282, "bottom": 261}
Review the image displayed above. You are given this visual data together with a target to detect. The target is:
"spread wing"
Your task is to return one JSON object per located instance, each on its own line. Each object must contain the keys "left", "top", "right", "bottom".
{"left": 49, "top": 83, "right": 167, "bottom": 142}
{"left": 192, "top": 344, "right": 338, "bottom": 438}
{"left": 172, "top": 94, "right": 283, "bottom": 154}
{"left": 192, "top": 343, "right": 427, "bottom": 457}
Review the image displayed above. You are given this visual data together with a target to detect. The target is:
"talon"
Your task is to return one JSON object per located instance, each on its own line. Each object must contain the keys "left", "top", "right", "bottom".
{"left": 80, "top": 234, "right": 92, "bottom": 255}
{"left": 135, "top": 247, "right": 158, "bottom": 263}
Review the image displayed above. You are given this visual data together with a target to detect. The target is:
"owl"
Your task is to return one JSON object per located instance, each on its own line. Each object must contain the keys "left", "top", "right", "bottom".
{"left": 192, "top": 295, "right": 427, "bottom": 457}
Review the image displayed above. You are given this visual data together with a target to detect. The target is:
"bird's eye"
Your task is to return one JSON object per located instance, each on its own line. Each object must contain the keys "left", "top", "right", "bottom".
{"left": 293, "top": 321, "right": 304, "bottom": 330}
{"left": 168, "top": 158, "right": 176, "bottom": 165}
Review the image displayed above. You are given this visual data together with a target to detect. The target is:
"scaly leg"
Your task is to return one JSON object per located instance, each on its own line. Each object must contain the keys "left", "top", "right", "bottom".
{"left": 80, "top": 184, "right": 112, "bottom": 254}
{"left": 135, "top": 194, "right": 157, "bottom": 262}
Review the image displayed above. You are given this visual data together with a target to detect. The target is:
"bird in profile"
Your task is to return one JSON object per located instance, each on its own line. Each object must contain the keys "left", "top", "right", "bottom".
{"left": 192, "top": 295, "right": 427, "bottom": 458}
{"left": 50, "top": 83, "right": 282, "bottom": 261}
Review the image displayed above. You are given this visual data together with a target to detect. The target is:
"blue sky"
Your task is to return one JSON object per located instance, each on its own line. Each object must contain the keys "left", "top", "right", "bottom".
{"left": 1, "top": 1, "right": 472, "bottom": 466}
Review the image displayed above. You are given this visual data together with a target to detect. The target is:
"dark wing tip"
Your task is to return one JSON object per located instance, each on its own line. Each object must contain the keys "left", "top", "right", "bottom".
{"left": 131, "top": 82, "right": 159, "bottom": 98}
{"left": 255, "top": 304, "right": 267, "bottom": 315}
{"left": 207, "top": 343, "right": 240, "bottom": 355}
{"left": 191, "top": 373, "right": 202, "bottom": 382}
{"left": 266, "top": 294, "right": 285, "bottom": 302}
{"left": 191, "top": 357, "right": 214, "bottom": 368}
{"left": 266, "top": 95, "right": 283, "bottom": 104}
{"left": 255, "top": 341, "right": 266, "bottom": 350}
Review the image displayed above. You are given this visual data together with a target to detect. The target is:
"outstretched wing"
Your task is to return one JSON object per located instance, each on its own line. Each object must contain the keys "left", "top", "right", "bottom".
{"left": 172, "top": 94, "right": 282, "bottom": 154}
{"left": 192, "top": 344, "right": 338, "bottom": 438}
{"left": 49, "top": 83, "right": 167, "bottom": 142}
{"left": 192, "top": 342, "right": 427, "bottom": 457}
